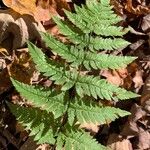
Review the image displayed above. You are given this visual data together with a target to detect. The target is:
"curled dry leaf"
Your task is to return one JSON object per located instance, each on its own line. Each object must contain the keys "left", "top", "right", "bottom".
{"left": 121, "top": 104, "right": 146, "bottom": 137}
{"left": 107, "top": 133, "right": 133, "bottom": 150}
{"left": 100, "top": 68, "right": 128, "bottom": 87}
{"left": 137, "top": 130, "right": 150, "bottom": 149}
{"left": 0, "top": 10, "right": 45, "bottom": 50}
{"left": 125, "top": 0, "right": 150, "bottom": 15}
{"left": 120, "top": 102, "right": 150, "bottom": 149}
{"left": 142, "top": 14, "right": 150, "bottom": 32}
{"left": 132, "top": 70, "right": 144, "bottom": 92}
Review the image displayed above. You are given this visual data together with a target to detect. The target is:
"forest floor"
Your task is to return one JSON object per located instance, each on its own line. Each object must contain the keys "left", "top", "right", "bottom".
{"left": 0, "top": 0, "right": 150, "bottom": 150}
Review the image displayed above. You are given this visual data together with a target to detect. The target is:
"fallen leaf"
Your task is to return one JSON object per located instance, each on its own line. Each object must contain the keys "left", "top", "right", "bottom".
{"left": 7, "top": 48, "right": 36, "bottom": 84}
{"left": 100, "top": 70, "right": 123, "bottom": 86}
{"left": 137, "top": 130, "right": 150, "bottom": 149}
{"left": 107, "top": 133, "right": 133, "bottom": 150}
{"left": 2, "top": 0, "right": 70, "bottom": 23}
{"left": 36, "top": 144, "right": 51, "bottom": 150}
{"left": 0, "top": 10, "right": 45, "bottom": 50}
{"left": 142, "top": 14, "right": 150, "bottom": 32}
{"left": 20, "top": 137, "right": 38, "bottom": 150}
{"left": 2, "top": 0, "right": 37, "bottom": 16}
{"left": 80, "top": 122, "right": 99, "bottom": 136}
{"left": 132, "top": 70, "right": 144, "bottom": 92}
{"left": 0, "top": 68, "right": 12, "bottom": 95}
{"left": 125, "top": 0, "right": 150, "bottom": 15}
{"left": 121, "top": 104, "right": 146, "bottom": 137}
{"left": 100, "top": 68, "right": 128, "bottom": 87}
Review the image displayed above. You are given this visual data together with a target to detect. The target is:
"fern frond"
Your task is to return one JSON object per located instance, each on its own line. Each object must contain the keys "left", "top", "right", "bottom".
{"left": 11, "top": 78, "right": 131, "bottom": 126}
{"left": 57, "top": 127, "right": 108, "bottom": 150}
{"left": 52, "top": 17, "right": 87, "bottom": 46}
{"left": 28, "top": 43, "right": 138, "bottom": 100}
{"left": 94, "top": 25, "right": 129, "bottom": 36}
{"left": 89, "top": 37, "right": 130, "bottom": 51}
{"left": 68, "top": 98, "right": 130, "bottom": 125}
{"left": 42, "top": 33, "right": 135, "bottom": 70}
{"left": 76, "top": 76, "right": 139, "bottom": 100}
{"left": 64, "top": 3, "right": 122, "bottom": 34}
{"left": 8, "top": 103, "right": 56, "bottom": 144}
{"left": 83, "top": 53, "right": 136, "bottom": 70}
{"left": 52, "top": 17, "right": 130, "bottom": 51}
{"left": 27, "top": 42, "right": 77, "bottom": 89}
{"left": 11, "top": 78, "right": 67, "bottom": 118}
{"left": 74, "top": 4, "right": 121, "bottom": 27}
{"left": 9, "top": 0, "right": 139, "bottom": 149}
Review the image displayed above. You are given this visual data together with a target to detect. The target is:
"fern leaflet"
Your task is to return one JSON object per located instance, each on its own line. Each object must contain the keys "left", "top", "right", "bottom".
{"left": 8, "top": 103, "right": 56, "bottom": 144}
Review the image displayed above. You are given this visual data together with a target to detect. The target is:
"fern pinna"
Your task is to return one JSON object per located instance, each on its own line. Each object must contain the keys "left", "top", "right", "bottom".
{"left": 8, "top": 0, "right": 139, "bottom": 149}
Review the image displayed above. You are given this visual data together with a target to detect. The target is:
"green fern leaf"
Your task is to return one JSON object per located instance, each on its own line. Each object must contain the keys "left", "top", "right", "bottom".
{"left": 52, "top": 17, "right": 130, "bottom": 51}
{"left": 76, "top": 76, "right": 139, "bottom": 100}
{"left": 42, "top": 33, "right": 136, "bottom": 70}
{"left": 74, "top": 4, "right": 121, "bottom": 29}
{"left": 93, "top": 25, "right": 129, "bottom": 36}
{"left": 11, "top": 78, "right": 67, "bottom": 118}
{"left": 28, "top": 43, "right": 138, "bottom": 100}
{"left": 8, "top": 0, "right": 140, "bottom": 149}
{"left": 8, "top": 103, "right": 56, "bottom": 144}
{"left": 52, "top": 17, "right": 87, "bottom": 45}
{"left": 27, "top": 42, "right": 77, "bottom": 89}
{"left": 89, "top": 37, "right": 130, "bottom": 51}
{"left": 68, "top": 98, "right": 130, "bottom": 125}
{"left": 83, "top": 53, "right": 136, "bottom": 70}
{"left": 57, "top": 127, "right": 108, "bottom": 150}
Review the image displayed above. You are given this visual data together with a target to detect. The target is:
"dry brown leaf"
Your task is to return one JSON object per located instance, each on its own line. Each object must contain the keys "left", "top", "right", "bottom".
{"left": 36, "top": 144, "right": 51, "bottom": 150}
{"left": 142, "top": 14, "right": 150, "bottom": 32}
{"left": 0, "top": 10, "right": 45, "bottom": 50}
{"left": 121, "top": 104, "right": 146, "bottom": 137}
{"left": 100, "top": 70, "right": 123, "bottom": 86}
{"left": 2, "top": 0, "right": 70, "bottom": 23}
{"left": 137, "top": 130, "right": 150, "bottom": 149}
{"left": 110, "top": 0, "right": 124, "bottom": 16}
{"left": 107, "top": 134, "right": 133, "bottom": 150}
{"left": 133, "top": 70, "right": 144, "bottom": 92}
{"left": 20, "top": 137, "right": 38, "bottom": 150}
{"left": 125, "top": 0, "right": 150, "bottom": 15}
{"left": 7, "top": 48, "right": 36, "bottom": 84}
{"left": 100, "top": 68, "right": 128, "bottom": 87}
{"left": 80, "top": 122, "right": 99, "bottom": 136}
{"left": 0, "top": 68, "right": 12, "bottom": 95}
{"left": 2, "top": 0, "right": 37, "bottom": 15}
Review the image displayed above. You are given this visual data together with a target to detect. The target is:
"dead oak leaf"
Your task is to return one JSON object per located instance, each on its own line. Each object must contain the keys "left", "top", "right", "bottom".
{"left": 2, "top": 0, "right": 37, "bottom": 16}
{"left": 2, "top": 0, "right": 70, "bottom": 23}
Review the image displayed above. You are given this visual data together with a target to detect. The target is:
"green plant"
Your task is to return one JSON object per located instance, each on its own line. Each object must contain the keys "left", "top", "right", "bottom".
{"left": 8, "top": 0, "right": 139, "bottom": 149}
